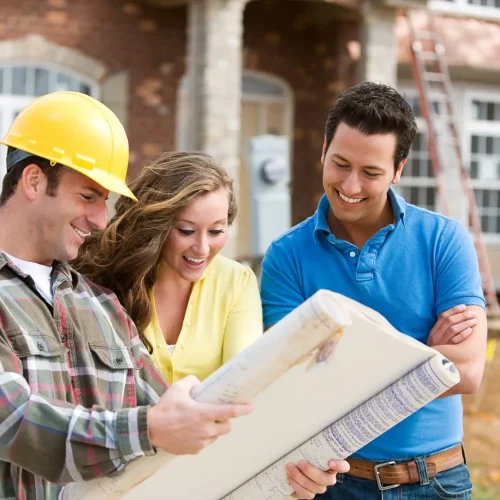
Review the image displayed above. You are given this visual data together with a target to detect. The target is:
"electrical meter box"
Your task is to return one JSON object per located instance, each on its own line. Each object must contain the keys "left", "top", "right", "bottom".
{"left": 247, "top": 135, "right": 291, "bottom": 257}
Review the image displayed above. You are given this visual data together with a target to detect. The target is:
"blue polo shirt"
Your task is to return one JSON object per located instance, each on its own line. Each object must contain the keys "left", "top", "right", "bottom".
{"left": 261, "top": 189, "right": 485, "bottom": 460}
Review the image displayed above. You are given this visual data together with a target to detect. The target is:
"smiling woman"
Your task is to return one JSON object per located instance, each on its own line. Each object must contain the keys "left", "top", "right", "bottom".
{"left": 74, "top": 151, "right": 263, "bottom": 384}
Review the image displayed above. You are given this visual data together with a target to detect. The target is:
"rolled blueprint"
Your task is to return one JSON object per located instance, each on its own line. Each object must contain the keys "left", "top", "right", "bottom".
{"left": 223, "top": 354, "right": 459, "bottom": 500}
{"left": 59, "top": 290, "right": 349, "bottom": 500}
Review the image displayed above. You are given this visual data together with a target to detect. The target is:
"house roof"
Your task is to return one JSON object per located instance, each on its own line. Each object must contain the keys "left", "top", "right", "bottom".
{"left": 396, "top": 12, "right": 500, "bottom": 71}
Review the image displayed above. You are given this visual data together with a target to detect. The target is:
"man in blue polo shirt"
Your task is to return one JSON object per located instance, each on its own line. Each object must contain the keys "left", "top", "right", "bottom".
{"left": 261, "top": 82, "right": 487, "bottom": 499}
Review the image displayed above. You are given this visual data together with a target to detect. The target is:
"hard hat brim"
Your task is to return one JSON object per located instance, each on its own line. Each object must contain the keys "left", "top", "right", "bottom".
{"left": 0, "top": 91, "right": 137, "bottom": 202}
{"left": 69, "top": 163, "right": 138, "bottom": 202}
{"left": 0, "top": 139, "right": 137, "bottom": 202}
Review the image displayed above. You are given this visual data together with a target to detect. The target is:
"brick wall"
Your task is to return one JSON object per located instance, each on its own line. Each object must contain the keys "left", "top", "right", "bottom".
{"left": 0, "top": 0, "right": 359, "bottom": 223}
{"left": 0, "top": 0, "right": 187, "bottom": 178}
{"left": 243, "top": 0, "right": 359, "bottom": 224}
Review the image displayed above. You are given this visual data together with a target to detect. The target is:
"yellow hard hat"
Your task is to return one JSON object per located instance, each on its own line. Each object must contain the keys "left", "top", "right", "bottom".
{"left": 0, "top": 91, "right": 137, "bottom": 201}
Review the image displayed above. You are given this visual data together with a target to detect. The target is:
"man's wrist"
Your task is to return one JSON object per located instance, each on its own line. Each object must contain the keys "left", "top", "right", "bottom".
{"left": 115, "top": 406, "right": 156, "bottom": 461}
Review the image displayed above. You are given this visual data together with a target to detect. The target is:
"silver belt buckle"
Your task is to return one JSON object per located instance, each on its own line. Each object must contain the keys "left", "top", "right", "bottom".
{"left": 374, "top": 461, "right": 400, "bottom": 491}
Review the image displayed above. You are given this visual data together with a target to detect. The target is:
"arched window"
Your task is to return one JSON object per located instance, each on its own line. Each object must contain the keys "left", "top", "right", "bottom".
{"left": 177, "top": 70, "right": 294, "bottom": 257}
{"left": 176, "top": 70, "right": 293, "bottom": 150}
{"left": 238, "top": 71, "right": 294, "bottom": 257}
{"left": 0, "top": 63, "right": 99, "bottom": 181}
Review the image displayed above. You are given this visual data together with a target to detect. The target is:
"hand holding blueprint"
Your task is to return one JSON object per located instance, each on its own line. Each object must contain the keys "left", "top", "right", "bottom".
{"left": 61, "top": 290, "right": 459, "bottom": 500}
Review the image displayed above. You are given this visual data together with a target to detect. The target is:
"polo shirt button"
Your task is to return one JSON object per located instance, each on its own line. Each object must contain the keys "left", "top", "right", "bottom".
{"left": 37, "top": 341, "right": 45, "bottom": 352}
{"left": 349, "top": 251, "right": 356, "bottom": 258}
{"left": 115, "top": 356, "right": 124, "bottom": 365}
{"left": 60, "top": 335, "right": 67, "bottom": 343}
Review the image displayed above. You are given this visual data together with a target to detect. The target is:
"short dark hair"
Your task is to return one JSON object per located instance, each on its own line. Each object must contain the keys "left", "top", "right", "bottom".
{"left": 0, "top": 147, "right": 63, "bottom": 206}
{"left": 324, "top": 82, "right": 417, "bottom": 171}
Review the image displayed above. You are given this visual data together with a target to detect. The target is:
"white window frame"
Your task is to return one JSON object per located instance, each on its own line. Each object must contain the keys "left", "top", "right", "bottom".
{"left": 176, "top": 69, "right": 294, "bottom": 151}
{"left": 463, "top": 89, "right": 500, "bottom": 243}
{"left": 0, "top": 60, "right": 99, "bottom": 99}
{"left": 395, "top": 89, "right": 438, "bottom": 211}
{"left": 399, "top": 85, "right": 500, "bottom": 242}
{"left": 429, "top": 0, "right": 500, "bottom": 21}
{"left": 0, "top": 61, "right": 99, "bottom": 182}
{"left": 240, "top": 70, "right": 294, "bottom": 143}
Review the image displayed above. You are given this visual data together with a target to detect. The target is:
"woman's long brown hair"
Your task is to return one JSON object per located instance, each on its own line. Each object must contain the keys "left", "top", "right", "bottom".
{"left": 74, "top": 151, "right": 237, "bottom": 352}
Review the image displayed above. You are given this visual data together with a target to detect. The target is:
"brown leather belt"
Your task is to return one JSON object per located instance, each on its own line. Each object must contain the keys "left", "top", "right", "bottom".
{"left": 346, "top": 444, "right": 464, "bottom": 491}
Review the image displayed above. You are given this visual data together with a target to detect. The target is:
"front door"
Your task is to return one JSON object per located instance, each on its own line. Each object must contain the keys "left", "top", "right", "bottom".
{"left": 238, "top": 71, "right": 293, "bottom": 259}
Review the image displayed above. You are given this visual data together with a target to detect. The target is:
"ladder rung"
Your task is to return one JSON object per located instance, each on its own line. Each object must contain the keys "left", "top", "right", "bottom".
{"left": 431, "top": 115, "right": 451, "bottom": 123}
{"left": 420, "top": 51, "right": 439, "bottom": 61}
{"left": 435, "top": 138, "right": 460, "bottom": 150}
{"left": 431, "top": 93, "right": 449, "bottom": 101}
{"left": 437, "top": 131, "right": 460, "bottom": 141}
{"left": 424, "top": 72, "right": 445, "bottom": 81}
{"left": 435, "top": 43, "right": 445, "bottom": 55}
{"left": 407, "top": 13, "right": 496, "bottom": 296}
{"left": 439, "top": 134, "right": 460, "bottom": 144}
{"left": 433, "top": 110, "right": 452, "bottom": 121}
{"left": 418, "top": 31, "right": 440, "bottom": 40}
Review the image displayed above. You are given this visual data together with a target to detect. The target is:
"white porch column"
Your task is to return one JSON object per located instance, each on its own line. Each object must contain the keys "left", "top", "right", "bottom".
{"left": 188, "top": 0, "right": 248, "bottom": 259}
{"left": 359, "top": 4, "right": 398, "bottom": 87}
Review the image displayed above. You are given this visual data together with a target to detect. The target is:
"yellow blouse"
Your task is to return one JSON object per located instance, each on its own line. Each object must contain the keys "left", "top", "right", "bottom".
{"left": 144, "top": 255, "right": 263, "bottom": 384}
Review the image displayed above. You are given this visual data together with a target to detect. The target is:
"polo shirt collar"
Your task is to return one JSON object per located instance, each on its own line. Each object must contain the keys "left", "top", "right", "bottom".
{"left": 314, "top": 194, "right": 331, "bottom": 239}
{"left": 388, "top": 188, "right": 406, "bottom": 227}
{"left": 313, "top": 187, "right": 406, "bottom": 242}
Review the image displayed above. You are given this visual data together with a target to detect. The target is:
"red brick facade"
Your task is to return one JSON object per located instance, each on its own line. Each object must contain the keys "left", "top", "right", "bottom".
{"left": 0, "top": 0, "right": 187, "bottom": 178}
{"left": 244, "top": 0, "right": 359, "bottom": 223}
{"left": 0, "top": 0, "right": 358, "bottom": 224}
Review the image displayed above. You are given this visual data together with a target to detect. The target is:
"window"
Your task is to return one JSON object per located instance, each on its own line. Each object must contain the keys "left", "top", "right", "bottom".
{"left": 176, "top": 70, "right": 294, "bottom": 259}
{"left": 465, "top": 95, "right": 500, "bottom": 238}
{"left": 238, "top": 71, "right": 294, "bottom": 258}
{"left": 0, "top": 64, "right": 98, "bottom": 182}
{"left": 399, "top": 88, "right": 500, "bottom": 240}
{"left": 177, "top": 70, "right": 292, "bottom": 149}
{"left": 397, "top": 95, "right": 438, "bottom": 212}
{"left": 430, "top": 0, "right": 500, "bottom": 19}
{"left": 0, "top": 65, "right": 94, "bottom": 98}
{"left": 436, "top": 0, "right": 500, "bottom": 6}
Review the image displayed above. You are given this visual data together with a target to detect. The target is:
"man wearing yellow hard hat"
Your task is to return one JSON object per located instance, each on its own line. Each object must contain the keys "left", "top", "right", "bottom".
{"left": 0, "top": 92, "right": 253, "bottom": 499}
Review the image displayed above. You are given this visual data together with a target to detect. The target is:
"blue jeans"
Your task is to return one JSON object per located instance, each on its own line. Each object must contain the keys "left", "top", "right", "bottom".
{"left": 317, "top": 449, "right": 472, "bottom": 499}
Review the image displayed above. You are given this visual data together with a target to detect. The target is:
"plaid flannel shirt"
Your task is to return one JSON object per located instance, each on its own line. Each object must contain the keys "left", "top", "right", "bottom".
{"left": 0, "top": 252, "right": 168, "bottom": 499}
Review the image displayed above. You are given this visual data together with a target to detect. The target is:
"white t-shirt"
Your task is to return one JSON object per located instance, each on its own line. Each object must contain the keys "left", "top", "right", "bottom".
{"left": 3, "top": 252, "right": 54, "bottom": 304}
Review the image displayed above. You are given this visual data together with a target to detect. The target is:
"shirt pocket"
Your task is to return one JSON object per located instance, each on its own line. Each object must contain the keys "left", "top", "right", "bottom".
{"left": 8, "top": 331, "right": 65, "bottom": 360}
{"left": 7, "top": 331, "right": 66, "bottom": 396}
{"left": 87, "top": 342, "right": 137, "bottom": 409}
{"left": 88, "top": 342, "right": 135, "bottom": 370}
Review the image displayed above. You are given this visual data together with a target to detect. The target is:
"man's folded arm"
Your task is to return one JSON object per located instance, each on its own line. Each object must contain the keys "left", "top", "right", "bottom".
{"left": 432, "top": 305, "right": 487, "bottom": 396}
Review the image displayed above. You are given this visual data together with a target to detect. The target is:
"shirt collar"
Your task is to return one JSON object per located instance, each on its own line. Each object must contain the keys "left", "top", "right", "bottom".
{"left": 388, "top": 188, "right": 406, "bottom": 227}
{"left": 313, "top": 187, "right": 406, "bottom": 241}
{"left": 199, "top": 256, "right": 217, "bottom": 281}
{"left": 54, "top": 260, "right": 80, "bottom": 288}
{"left": 0, "top": 251, "right": 79, "bottom": 288}
{"left": 313, "top": 194, "right": 332, "bottom": 242}
{"left": 0, "top": 251, "right": 19, "bottom": 276}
